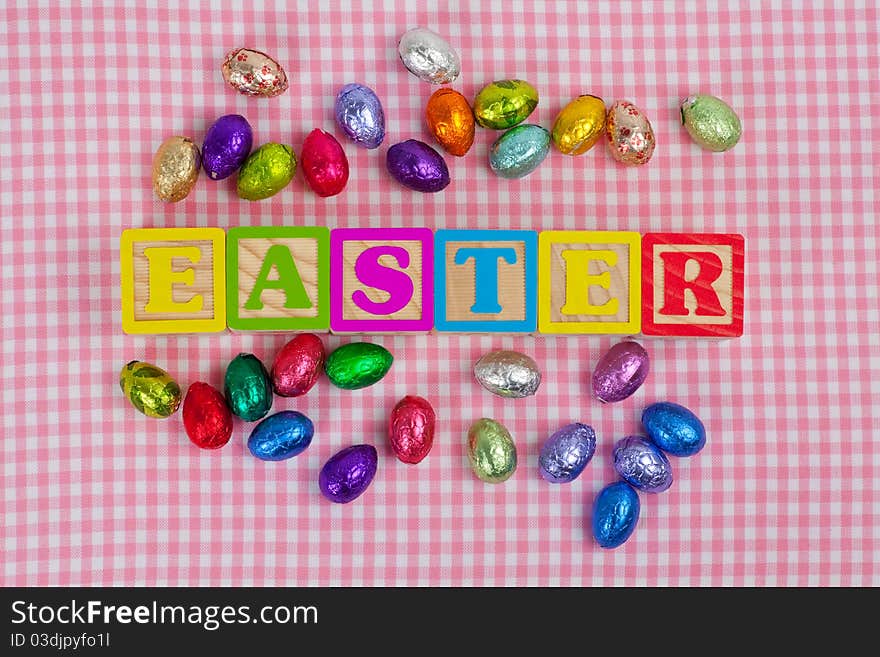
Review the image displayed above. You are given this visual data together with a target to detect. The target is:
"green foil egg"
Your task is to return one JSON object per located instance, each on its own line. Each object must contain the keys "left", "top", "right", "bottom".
{"left": 473, "top": 79, "right": 539, "bottom": 130}
{"left": 467, "top": 418, "right": 517, "bottom": 484}
{"left": 119, "top": 360, "right": 181, "bottom": 418}
{"left": 680, "top": 95, "right": 742, "bottom": 152}
{"left": 236, "top": 142, "right": 296, "bottom": 200}
{"left": 325, "top": 342, "right": 393, "bottom": 390}
{"left": 224, "top": 353, "right": 273, "bottom": 421}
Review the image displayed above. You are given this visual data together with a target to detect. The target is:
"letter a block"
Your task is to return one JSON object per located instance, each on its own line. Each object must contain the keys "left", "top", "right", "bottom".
{"left": 330, "top": 228, "right": 433, "bottom": 333}
{"left": 641, "top": 233, "right": 744, "bottom": 337}
{"left": 120, "top": 228, "right": 227, "bottom": 334}
{"left": 226, "top": 226, "right": 330, "bottom": 332}
{"left": 538, "top": 231, "right": 641, "bottom": 334}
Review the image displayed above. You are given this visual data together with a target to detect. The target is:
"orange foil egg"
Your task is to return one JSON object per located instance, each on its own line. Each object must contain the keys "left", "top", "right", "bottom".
{"left": 425, "top": 88, "right": 475, "bottom": 157}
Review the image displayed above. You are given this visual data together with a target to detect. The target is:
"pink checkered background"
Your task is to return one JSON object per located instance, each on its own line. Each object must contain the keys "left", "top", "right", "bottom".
{"left": 2, "top": 1, "right": 878, "bottom": 586}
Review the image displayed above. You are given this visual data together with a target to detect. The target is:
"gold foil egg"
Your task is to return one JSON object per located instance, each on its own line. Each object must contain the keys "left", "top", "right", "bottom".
{"left": 236, "top": 143, "right": 296, "bottom": 201}
{"left": 425, "top": 88, "right": 475, "bottom": 156}
{"left": 606, "top": 100, "right": 655, "bottom": 166}
{"left": 551, "top": 94, "right": 606, "bottom": 155}
{"left": 681, "top": 94, "right": 742, "bottom": 152}
{"left": 152, "top": 136, "right": 200, "bottom": 202}
{"left": 221, "top": 48, "right": 288, "bottom": 97}
{"left": 467, "top": 418, "right": 517, "bottom": 484}
{"left": 473, "top": 79, "right": 539, "bottom": 130}
{"left": 119, "top": 360, "right": 181, "bottom": 419}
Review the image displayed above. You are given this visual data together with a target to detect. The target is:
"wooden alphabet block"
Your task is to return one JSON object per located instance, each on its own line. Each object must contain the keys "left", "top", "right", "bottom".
{"left": 330, "top": 228, "right": 433, "bottom": 333}
{"left": 538, "top": 231, "right": 641, "bottom": 334}
{"left": 120, "top": 228, "right": 227, "bottom": 334}
{"left": 434, "top": 229, "right": 537, "bottom": 333}
{"left": 641, "top": 233, "right": 744, "bottom": 337}
{"left": 226, "top": 226, "right": 330, "bottom": 332}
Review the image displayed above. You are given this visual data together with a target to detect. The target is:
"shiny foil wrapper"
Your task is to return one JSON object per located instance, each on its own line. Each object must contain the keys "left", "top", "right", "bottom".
{"left": 334, "top": 83, "right": 386, "bottom": 149}
{"left": 489, "top": 124, "right": 550, "bottom": 179}
{"left": 473, "top": 79, "right": 538, "bottom": 130}
{"left": 606, "top": 100, "right": 655, "bottom": 166}
{"left": 301, "top": 129, "right": 349, "bottom": 197}
{"left": 224, "top": 353, "right": 273, "bottom": 421}
{"left": 538, "top": 423, "right": 596, "bottom": 483}
{"left": 119, "top": 360, "right": 181, "bottom": 419}
{"left": 467, "top": 418, "right": 517, "bottom": 484}
{"left": 552, "top": 95, "right": 606, "bottom": 156}
{"left": 592, "top": 340, "right": 650, "bottom": 403}
{"left": 248, "top": 410, "right": 314, "bottom": 461}
{"left": 325, "top": 342, "right": 393, "bottom": 390}
{"left": 386, "top": 139, "right": 450, "bottom": 193}
{"left": 319, "top": 444, "right": 378, "bottom": 504}
{"left": 236, "top": 143, "right": 296, "bottom": 201}
{"left": 425, "top": 88, "right": 475, "bottom": 156}
{"left": 592, "top": 481, "right": 640, "bottom": 549}
{"left": 388, "top": 395, "right": 436, "bottom": 464}
{"left": 473, "top": 350, "right": 541, "bottom": 398}
{"left": 152, "top": 136, "right": 200, "bottom": 202}
{"left": 642, "top": 401, "right": 706, "bottom": 457}
{"left": 183, "top": 382, "right": 233, "bottom": 449}
{"left": 398, "top": 27, "right": 461, "bottom": 84}
{"left": 221, "top": 48, "right": 288, "bottom": 97}
{"left": 202, "top": 114, "right": 253, "bottom": 180}
{"left": 612, "top": 436, "right": 673, "bottom": 493}
{"left": 271, "top": 333, "right": 325, "bottom": 397}
{"left": 681, "top": 94, "right": 742, "bottom": 152}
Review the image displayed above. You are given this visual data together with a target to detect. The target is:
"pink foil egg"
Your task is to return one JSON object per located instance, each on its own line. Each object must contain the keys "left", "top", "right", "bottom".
{"left": 271, "top": 334, "right": 325, "bottom": 398}
{"left": 388, "top": 395, "right": 436, "bottom": 464}
{"left": 301, "top": 128, "right": 350, "bottom": 197}
{"left": 592, "top": 340, "right": 650, "bottom": 403}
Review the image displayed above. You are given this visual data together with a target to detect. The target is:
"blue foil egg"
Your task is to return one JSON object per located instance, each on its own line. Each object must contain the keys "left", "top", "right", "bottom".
{"left": 539, "top": 423, "right": 596, "bottom": 483}
{"left": 334, "top": 83, "right": 386, "bottom": 149}
{"left": 592, "top": 481, "right": 640, "bottom": 549}
{"left": 642, "top": 401, "right": 706, "bottom": 457}
{"left": 247, "top": 410, "right": 314, "bottom": 461}
{"left": 612, "top": 436, "right": 673, "bottom": 493}
{"left": 489, "top": 124, "right": 550, "bottom": 179}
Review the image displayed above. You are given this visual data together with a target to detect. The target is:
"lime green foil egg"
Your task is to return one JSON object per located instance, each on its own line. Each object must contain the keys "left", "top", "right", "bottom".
{"left": 467, "top": 418, "right": 517, "bottom": 484}
{"left": 473, "top": 79, "right": 538, "bottom": 130}
{"left": 680, "top": 95, "right": 742, "bottom": 152}
{"left": 237, "top": 142, "right": 296, "bottom": 200}
{"left": 224, "top": 353, "right": 273, "bottom": 421}
{"left": 119, "top": 361, "right": 181, "bottom": 418}
{"left": 325, "top": 342, "right": 393, "bottom": 390}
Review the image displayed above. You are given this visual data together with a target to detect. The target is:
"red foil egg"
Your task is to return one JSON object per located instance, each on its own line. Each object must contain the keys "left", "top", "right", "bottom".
{"left": 271, "top": 333, "right": 325, "bottom": 397}
{"left": 388, "top": 395, "right": 436, "bottom": 464}
{"left": 182, "top": 382, "right": 233, "bottom": 449}
{"left": 300, "top": 128, "right": 350, "bottom": 197}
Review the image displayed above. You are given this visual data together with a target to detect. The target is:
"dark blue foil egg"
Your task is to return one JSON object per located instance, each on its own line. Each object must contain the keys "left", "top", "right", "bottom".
{"left": 202, "top": 114, "right": 253, "bottom": 180}
{"left": 334, "top": 83, "right": 386, "bottom": 149}
{"left": 592, "top": 481, "right": 640, "bottom": 549}
{"left": 538, "top": 423, "right": 596, "bottom": 483}
{"left": 247, "top": 410, "right": 314, "bottom": 462}
{"left": 386, "top": 139, "right": 450, "bottom": 193}
{"left": 642, "top": 401, "right": 706, "bottom": 457}
{"left": 612, "top": 436, "right": 673, "bottom": 493}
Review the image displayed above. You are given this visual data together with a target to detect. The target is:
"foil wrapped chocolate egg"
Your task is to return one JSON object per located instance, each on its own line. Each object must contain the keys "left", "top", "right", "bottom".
{"left": 467, "top": 418, "right": 517, "bottom": 484}
{"left": 592, "top": 340, "right": 650, "bottom": 403}
{"left": 386, "top": 139, "right": 450, "bottom": 193}
{"left": 612, "top": 436, "right": 673, "bottom": 493}
{"left": 152, "top": 136, "right": 200, "bottom": 202}
{"left": 202, "top": 114, "right": 253, "bottom": 180}
{"left": 538, "top": 423, "right": 597, "bottom": 483}
{"left": 489, "top": 124, "right": 550, "bottom": 179}
{"left": 319, "top": 444, "right": 378, "bottom": 503}
{"left": 301, "top": 129, "right": 349, "bottom": 197}
{"left": 552, "top": 94, "right": 606, "bottom": 155}
{"left": 425, "top": 88, "right": 475, "bottom": 156}
{"left": 221, "top": 47, "right": 288, "bottom": 97}
{"left": 388, "top": 395, "right": 436, "bottom": 464}
{"left": 642, "top": 401, "right": 706, "bottom": 457}
{"left": 681, "top": 94, "right": 742, "bottom": 152}
{"left": 606, "top": 100, "right": 655, "bottom": 166}
{"left": 224, "top": 353, "right": 273, "bottom": 421}
{"left": 119, "top": 360, "right": 181, "bottom": 418}
{"left": 236, "top": 143, "right": 296, "bottom": 201}
{"left": 248, "top": 410, "right": 314, "bottom": 461}
{"left": 334, "top": 83, "right": 386, "bottom": 149}
{"left": 398, "top": 27, "right": 461, "bottom": 84}
{"left": 325, "top": 342, "right": 393, "bottom": 390}
{"left": 271, "top": 333, "right": 325, "bottom": 398}
{"left": 592, "top": 481, "right": 640, "bottom": 549}
{"left": 182, "top": 382, "right": 233, "bottom": 449}
{"left": 473, "top": 79, "right": 538, "bottom": 130}
{"left": 473, "top": 350, "right": 541, "bottom": 398}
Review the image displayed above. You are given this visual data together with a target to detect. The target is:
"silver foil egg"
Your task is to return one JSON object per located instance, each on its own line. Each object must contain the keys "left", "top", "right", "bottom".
{"left": 612, "top": 436, "right": 673, "bottom": 493}
{"left": 397, "top": 27, "right": 461, "bottom": 84}
{"left": 539, "top": 423, "right": 597, "bottom": 483}
{"left": 473, "top": 350, "right": 541, "bottom": 398}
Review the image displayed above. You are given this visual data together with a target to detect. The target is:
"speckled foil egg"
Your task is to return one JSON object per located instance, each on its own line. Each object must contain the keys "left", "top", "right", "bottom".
{"left": 325, "top": 342, "right": 393, "bottom": 390}
{"left": 334, "top": 83, "right": 386, "bottom": 149}
{"left": 425, "top": 88, "right": 475, "bottom": 156}
{"left": 681, "top": 94, "right": 742, "bottom": 152}
{"left": 119, "top": 360, "right": 181, "bottom": 418}
{"left": 398, "top": 27, "right": 461, "bottom": 84}
{"left": 606, "top": 100, "right": 655, "bottom": 166}
{"left": 474, "top": 79, "right": 539, "bottom": 130}
{"left": 388, "top": 395, "right": 435, "bottom": 464}
{"left": 642, "top": 402, "right": 706, "bottom": 457}
{"left": 248, "top": 410, "right": 314, "bottom": 461}
{"left": 386, "top": 139, "right": 450, "bottom": 193}
{"left": 301, "top": 129, "right": 349, "bottom": 197}
{"left": 221, "top": 47, "right": 288, "bottom": 97}
{"left": 202, "top": 114, "right": 253, "bottom": 180}
{"left": 271, "top": 333, "right": 325, "bottom": 398}
{"left": 612, "top": 436, "right": 673, "bottom": 493}
{"left": 236, "top": 143, "right": 296, "bottom": 201}
{"left": 489, "top": 124, "right": 550, "bottom": 179}
{"left": 319, "top": 444, "right": 378, "bottom": 504}
{"left": 473, "top": 350, "right": 541, "bottom": 398}
{"left": 152, "top": 136, "right": 200, "bottom": 202}
{"left": 182, "top": 382, "right": 233, "bottom": 449}
{"left": 592, "top": 481, "right": 640, "bottom": 549}
{"left": 592, "top": 340, "right": 650, "bottom": 403}
{"left": 224, "top": 353, "right": 273, "bottom": 421}
{"left": 551, "top": 94, "right": 607, "bottom": 155}
{"left": 538, "top": 423, "right": 597, "bottom": 483}
{"left": 467, "top": 418, "right": 517, "bottom": 484}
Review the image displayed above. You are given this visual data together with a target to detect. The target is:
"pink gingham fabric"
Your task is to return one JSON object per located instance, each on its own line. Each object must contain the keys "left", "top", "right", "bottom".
{"left": 2, "top": 1, "right": 878, "bottom": 587}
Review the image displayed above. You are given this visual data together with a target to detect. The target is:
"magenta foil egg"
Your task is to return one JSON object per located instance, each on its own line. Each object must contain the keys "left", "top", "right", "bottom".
{"left": 301, "top": 128, "right": 349, "bottom": 197}
{"left": 592, "top": 340, "right": 650, "bottom": 403}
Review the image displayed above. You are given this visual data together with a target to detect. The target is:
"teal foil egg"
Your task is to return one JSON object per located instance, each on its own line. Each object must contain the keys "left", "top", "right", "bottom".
{"left": 224, "top": 353, "right": 273, "bottom": 421}
{"left": 489, "top": 124, "right": 550, "bottom": 179}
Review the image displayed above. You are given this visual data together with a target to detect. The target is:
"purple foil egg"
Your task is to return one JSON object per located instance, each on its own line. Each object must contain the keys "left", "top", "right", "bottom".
{"left": 386, "top": 139, "right": 450, "bottom": 193}
{"left": 592, "top": 340, "right": 650, "bottom": 403}
{"left": 334, "top": 83, "right": 385, "bottom": 149}
{"left": 612, "top": 435, "right": 673, "bottom": 493}
{"left": 538, "top": 423, "right": 596, "bottom": 483}
{"left": 319, "top": 444, "right": 378, "bottom": 504}
{"left": 202, "top": 114, "right": 253, "bottom": 180}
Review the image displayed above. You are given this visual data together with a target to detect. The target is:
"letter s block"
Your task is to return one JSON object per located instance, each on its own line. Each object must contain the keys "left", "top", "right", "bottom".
{"left": 120, "top": 228, "right": 226, "bottom": 334}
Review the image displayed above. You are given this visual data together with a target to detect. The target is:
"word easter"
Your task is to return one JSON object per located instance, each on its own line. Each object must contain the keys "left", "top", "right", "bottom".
{"left": 120, "top": 227, "right": 744, "bottom": 337}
